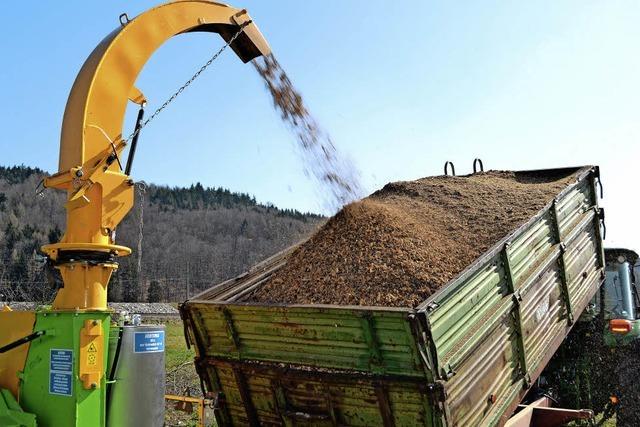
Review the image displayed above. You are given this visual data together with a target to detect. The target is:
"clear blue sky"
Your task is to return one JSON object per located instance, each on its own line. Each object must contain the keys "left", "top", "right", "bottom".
{"left": 1, "top": 1, "right": 638, "bottom": 248}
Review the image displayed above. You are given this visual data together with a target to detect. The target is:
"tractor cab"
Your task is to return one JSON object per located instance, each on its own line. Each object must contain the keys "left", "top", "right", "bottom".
{"left": 599, "top": 248, "right": 640, "bottom": 345}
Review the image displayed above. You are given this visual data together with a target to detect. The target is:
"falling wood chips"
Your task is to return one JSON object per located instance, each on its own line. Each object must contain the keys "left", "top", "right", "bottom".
{"left": 250, "top": 171, "right": 578, "bottom": 307}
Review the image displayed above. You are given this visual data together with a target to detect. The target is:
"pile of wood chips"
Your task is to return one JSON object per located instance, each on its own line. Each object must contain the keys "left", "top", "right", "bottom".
{"left": 250, "top": 170, "right": 577, "bottom": 307}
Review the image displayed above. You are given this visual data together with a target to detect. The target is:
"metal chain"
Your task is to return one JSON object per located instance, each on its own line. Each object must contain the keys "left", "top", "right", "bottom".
{"left": 124, "top": 22, "right": 250, "bottom": 144}
{"left": 33, "top": 24, "right": 249, "bottom": 198}
{"left": 135, "top": 181, "right": 147, "bottom": 277}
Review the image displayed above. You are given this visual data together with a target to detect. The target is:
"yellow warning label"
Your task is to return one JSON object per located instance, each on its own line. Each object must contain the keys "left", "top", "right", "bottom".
{"left": 87, "top": 353, "right": 97, "bottom": 366}
{"left": 88, "top": 342, "right": 97, "bottom": 353}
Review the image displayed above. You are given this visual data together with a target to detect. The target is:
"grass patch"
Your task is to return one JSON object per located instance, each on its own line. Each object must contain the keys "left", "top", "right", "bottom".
{"left": 165, "top": 320, "right": 195, "bottom": 370}
{"left": 162, "top": 319, "right": 210, "bottom": 426}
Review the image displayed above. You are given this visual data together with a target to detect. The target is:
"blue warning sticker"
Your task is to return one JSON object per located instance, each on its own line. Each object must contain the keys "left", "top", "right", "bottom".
{"left": 133, "top": 331, "right": 165, "bottom": 353}
{"left": 49, "top": 349, "right": 73, "bottom": 396}
{"left": 50, "top": 349, "right": 73, "bottom": 372}
{"left": 50, "top": 372, "right": 73, "bottom": 396}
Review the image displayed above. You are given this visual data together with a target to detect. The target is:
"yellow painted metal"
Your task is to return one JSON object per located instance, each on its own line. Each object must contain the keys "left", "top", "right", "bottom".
{"left": 128, "top": 86, "right": 147, "bottom": 105}
{"left": 52, "top": 263, "right": 118, "bottom": 311}
{"left": 41, "top": 0, "right": 271, "bottom": 311}
{"left": 165, "top": 394, "right": 208, "bottom": 427}
{"left": 79, "top": 319, "right": 104, "bottom": 390}
{"left": 0, "top": 311, "right": 36, "bottom": 400}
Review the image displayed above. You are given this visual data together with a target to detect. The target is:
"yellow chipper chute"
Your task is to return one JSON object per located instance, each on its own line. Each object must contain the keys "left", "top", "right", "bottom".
{"left": 0, "top": 2, "right": 270, "bottom": 426}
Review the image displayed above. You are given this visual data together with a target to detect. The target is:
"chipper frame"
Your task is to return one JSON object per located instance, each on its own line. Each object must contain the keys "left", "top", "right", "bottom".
{"left": 0, "top": 2, "right": 270, "bottom": 426}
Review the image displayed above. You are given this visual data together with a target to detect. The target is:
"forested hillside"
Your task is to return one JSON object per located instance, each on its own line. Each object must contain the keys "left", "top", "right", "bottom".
{"left": 0, "top": 165, "right": 321, "bottom": 303}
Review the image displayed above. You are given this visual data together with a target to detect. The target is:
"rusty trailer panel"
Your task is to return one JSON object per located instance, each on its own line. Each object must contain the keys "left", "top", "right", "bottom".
{"left": 198, "top": 359, "right": 442, "bottom": 426}
{"left": 181, "top": 166, "right": 605, "bottom": 426}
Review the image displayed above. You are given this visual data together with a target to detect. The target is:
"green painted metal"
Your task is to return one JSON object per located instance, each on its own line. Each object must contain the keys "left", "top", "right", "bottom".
{"left": 182, "top": 166, "right": 604, "bottom": 427}
{"left": 186, "top": 304, "right": 426, "bottom": 378}
{"left": 0, "top": 388, "right": 37, "bottom": 427}
{"left": 551, "top": 199, "right": 574, "bottom": 324}
{"left": 19, "top": 312, "right": 111, "bottom": 427}
{"left": 600, "top": 252, "right": 640, "bottom": 347}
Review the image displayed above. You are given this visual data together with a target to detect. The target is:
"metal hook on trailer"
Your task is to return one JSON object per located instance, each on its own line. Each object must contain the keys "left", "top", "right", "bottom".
{"left": 444, "top": 161, "right": 456, "bottom": 176}
{"left": 119, "top": 13, "right": 130, "bottom": 27}
{"left": 473, "top": 158, "right": 484, "bottom": 173}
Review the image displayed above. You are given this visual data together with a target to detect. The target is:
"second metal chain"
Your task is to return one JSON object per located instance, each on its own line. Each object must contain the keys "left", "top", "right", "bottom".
{"left": 135, "top": 181, "right": 147, "bottom": 278}
{"left": 124, "top": 22, "right": 250, "bottom": 144}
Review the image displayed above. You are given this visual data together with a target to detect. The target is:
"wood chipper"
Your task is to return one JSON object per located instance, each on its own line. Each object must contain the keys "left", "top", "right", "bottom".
{"left": 0, "top": 2, "right": 270, "bottom": 426}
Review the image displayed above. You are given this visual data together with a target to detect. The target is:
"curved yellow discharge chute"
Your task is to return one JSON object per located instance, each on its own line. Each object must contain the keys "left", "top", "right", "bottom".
{"left": 41, "top": 0, "right": 271, "bottom": 310}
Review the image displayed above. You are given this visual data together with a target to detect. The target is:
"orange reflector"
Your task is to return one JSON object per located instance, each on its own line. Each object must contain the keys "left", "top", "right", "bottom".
{"left": 609, "top": 319, "right": 632, "bottom": 334}
{"left": 610, "top": 395, "right": 619, "bottom": 405}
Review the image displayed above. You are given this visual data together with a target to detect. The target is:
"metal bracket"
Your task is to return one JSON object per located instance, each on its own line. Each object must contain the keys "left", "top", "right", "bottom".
{"left": 359, "top": 312, "right": 383, "bottom": 371}
{"left": 425, "top": 302, "right": 439, "bottom": 313}
{"left": 221, "top": 308, "right": 241, "bottom": 355}
{"left": 594, "top": 165, "right": 603, "bottom": 199}
{"left": 79, "top": 319, "right": 104, "bottom": 390}
{"left": 374, "top": 383, "right": 396, "bottom": 427}
{"left": 512, "top": 290, "right": 523, "bottom": 306}
{"left": 550, "top": 199, "right": 574, "bottom": 325}
{"left": 501, "top": 245, "right": 530, "bottom": 381}
{"left": 442, "top": 363, "right": 455, "bottom": 379}
{"left": 425, "top": 381, "right": 447, "bottom": 402}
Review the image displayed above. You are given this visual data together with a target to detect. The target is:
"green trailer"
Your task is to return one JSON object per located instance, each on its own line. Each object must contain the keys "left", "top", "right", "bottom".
{"left": 181, "top": 166, "right": 605, "bottom": 426}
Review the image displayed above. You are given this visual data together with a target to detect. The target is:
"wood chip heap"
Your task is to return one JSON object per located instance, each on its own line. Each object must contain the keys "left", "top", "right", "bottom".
{"left": 250, "top": 170, "right": 577, "bottom": 307}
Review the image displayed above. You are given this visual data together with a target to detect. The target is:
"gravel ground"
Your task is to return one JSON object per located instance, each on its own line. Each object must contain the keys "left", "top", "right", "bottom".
{"left": 3, "top": 302, "right": 179, "bottom": 315}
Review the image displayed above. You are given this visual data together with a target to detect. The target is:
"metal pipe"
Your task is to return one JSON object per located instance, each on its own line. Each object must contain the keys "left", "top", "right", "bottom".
{"left": 0, "top": 330, "right": 45, "bottom": 354}
{"left": 125, "top": 106, "right": 145, "bottom": 175}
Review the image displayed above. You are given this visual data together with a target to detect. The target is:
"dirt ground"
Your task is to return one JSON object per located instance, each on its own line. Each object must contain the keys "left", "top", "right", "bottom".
{"left": 251, "top": 170, "right": 578, "bottom": 307}
{"left": 547, "top": 319, "right": 639, "bottom": 427}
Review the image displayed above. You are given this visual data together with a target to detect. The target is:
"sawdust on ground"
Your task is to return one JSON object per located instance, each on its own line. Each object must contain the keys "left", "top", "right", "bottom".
{"left": 250, "top": 170, "right": 578, "bottom": 307}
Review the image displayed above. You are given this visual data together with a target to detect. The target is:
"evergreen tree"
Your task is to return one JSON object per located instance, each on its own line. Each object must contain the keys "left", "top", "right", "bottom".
{"left": 121, "top": 265, "right": 140, "bottom": 302}
{"left": 48, "top": 226, "right": 62, "bottom": 244}
{"left": 0, "top": 164, "right": 321, "bottom": 302}
{"left": 147, "top": 280, "right": 163, "bottom": 303}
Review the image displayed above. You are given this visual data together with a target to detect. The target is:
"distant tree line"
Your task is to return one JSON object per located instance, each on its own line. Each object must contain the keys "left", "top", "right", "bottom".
{"left": 0, "top": 165, "right": 46, "bottom": 184}
{"left": 149, "top": 182, "right": 320, "bottom": 222}
{"left": 0, "top": 165, "right": 321, "bottom": 303}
